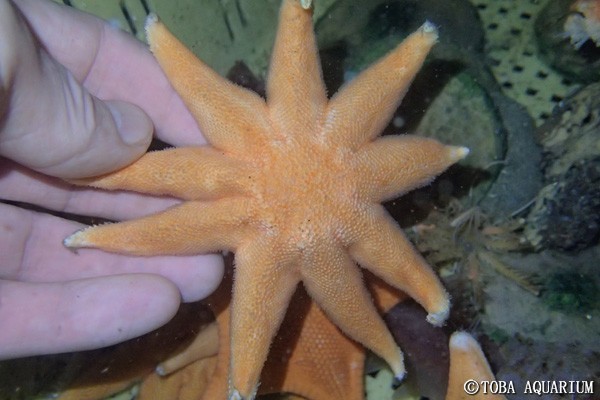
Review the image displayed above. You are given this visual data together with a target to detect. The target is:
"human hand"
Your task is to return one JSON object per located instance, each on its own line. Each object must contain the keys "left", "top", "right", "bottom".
{"left": 0, "top": 0, "right": 223, "bottom": 359}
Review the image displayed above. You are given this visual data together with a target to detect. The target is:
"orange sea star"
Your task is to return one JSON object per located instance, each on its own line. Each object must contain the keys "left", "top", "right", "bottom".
{"left": 56, "top": 269, "right": 404, "bottom": 400}
{"left": 157, "top": 270, "right": 405, "bottom": 400}
{"left": 65, "top": 0, "right": 469, "bottom": 398}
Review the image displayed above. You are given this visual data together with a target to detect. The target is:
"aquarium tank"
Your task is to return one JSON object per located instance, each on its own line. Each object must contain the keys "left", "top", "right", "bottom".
{"left": 0, "top": 0, "right": 598, "bottom": 399}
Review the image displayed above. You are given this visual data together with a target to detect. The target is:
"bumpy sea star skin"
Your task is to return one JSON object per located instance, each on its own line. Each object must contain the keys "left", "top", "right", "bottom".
{"left": 174, "top": 270, "right": 406, "bottom": 400}
{"left": 64, "top": 0, "right": 469, "bottom": 398}
{"left": 446, "top": 332, "right": 507, "bottom": 400}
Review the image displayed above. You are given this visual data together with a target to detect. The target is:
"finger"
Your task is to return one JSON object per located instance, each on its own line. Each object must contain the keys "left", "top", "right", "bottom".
{"left": 0, "top": 275, "right": 180, "bottom": 359}
{"left": 0, "top": 202, "right": 224, "bottom": 302}
{"left": 11, "top": 0, "right": 204, "bottom": 146}
{"left": 0, "top": 0, "right": 154, "bottom": 179}
{"left": 0, "top": 158, "right": 180, "bottom": 222}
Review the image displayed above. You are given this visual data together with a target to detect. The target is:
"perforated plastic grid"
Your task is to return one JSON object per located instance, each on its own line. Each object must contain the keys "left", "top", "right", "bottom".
{"left": 471, "top": 0, "right": 580, "bottom": 126}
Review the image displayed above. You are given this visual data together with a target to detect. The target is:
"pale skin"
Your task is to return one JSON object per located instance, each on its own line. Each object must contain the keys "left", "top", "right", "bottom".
{"left": 0, "top": 0, "right": 223, "bottom": 359}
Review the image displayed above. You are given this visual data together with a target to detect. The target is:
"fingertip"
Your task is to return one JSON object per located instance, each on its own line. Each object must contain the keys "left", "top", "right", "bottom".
{"left": 105, "top": 100, "right": 153, "bottom": 147}
{"left": 177, "top": 254, "right": 225, "bottom": 303}
{"left": 72, "top": 274, "right": 183, "bottom": 342}
{"left": 80, "top": 274, "right": 183, "bottom": 343}
{"left": 0, "top": 276, "right": 183, "bottom": 358}
{"left": 195, "top": 253, "right": 225, "bottom": 299}
{"left": 135, "top": 274, "right": 182, "bottom": 326}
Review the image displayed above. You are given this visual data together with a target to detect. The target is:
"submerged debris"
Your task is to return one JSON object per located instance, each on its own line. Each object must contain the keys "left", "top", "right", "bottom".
{"left": 526, "top": 83, "right": 600, "bottom": 251}
{"left": 564, "top": 0, "right": 600, "bottom": 49}
{"left": 536, "top": 0, "right": 600, "bottom": 83}
{"left": 526, "top": 159, "right": 600, "bottom": 251}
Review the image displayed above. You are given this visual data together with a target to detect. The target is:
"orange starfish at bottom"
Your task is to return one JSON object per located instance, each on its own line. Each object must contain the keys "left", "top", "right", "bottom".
{"left": 143, "top": 269, "right": 404, "bottom": 400}
{"left": 139, "top": 276, "right": 505, "bottom": 400}
{"left": 56, "top": 268, "right": 504, "bottom": 400}
{"left": 56, "top": 269, "right": 403, "bottom": 400}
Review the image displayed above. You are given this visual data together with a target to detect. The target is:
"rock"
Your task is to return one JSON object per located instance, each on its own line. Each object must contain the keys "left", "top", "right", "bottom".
{"left": 478, "top": 92, "right": 544, "bottom": 218}
{"left": 385, "top": 300, "right": 449, "bottom": 400}
{"left": 415, "top": 72, "right": 505, "bottom": 207}
{"left": 496, "top": 337, "right": 599, "bottom": 399}
{"left": 526, "top": 159, "right": 600, "bottom": 251}
{"left": 525, "top": 83, "right": 600, "bottom": 251}
{"left": 341, "top": 0, "right": 484, "bottom": 74}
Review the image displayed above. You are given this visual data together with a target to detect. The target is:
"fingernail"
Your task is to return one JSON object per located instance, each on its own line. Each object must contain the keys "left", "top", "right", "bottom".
{"left": 106, "top": 101, "right": 153, "bottom": 146}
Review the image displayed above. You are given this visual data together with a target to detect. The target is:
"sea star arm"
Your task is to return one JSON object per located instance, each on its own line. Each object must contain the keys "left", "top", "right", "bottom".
{"left": 229, "top": 239, "right": 301, "bottom": 399}
{"left": 349, "top": 206, "right": 450, "bottom": 326}
{"left": 267, "top": 0, "right": 327, "bottom": 136}
{"left": 156, "top": 321, "right": 219, "bottom": 376}
{"left": 354, "top": 135, "right": 469, "bottom": 202}
{"left": 64, "top": 198, "right": 250, "bottom": 255}
{"left": 70, "top": 147, "right": 253, "bottom": 200}
{"left": 446, "top": 332, "right": 507, "bottom": 400}
{"left": 300, "top": 241, "right": 405, "bottom": 379}
{"left": 145, "top": 16, "right": 270, "bottom": 153}
{"left": 323, "top": 22, "right": 438, "bottom": 150}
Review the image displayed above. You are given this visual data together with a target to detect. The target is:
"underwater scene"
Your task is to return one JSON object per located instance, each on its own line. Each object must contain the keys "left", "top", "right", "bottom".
{"left": 0, "top": 0, "right": 598, "bottom": 399}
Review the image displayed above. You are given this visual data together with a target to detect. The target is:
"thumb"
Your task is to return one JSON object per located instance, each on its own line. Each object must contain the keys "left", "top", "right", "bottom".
{"left": 0, "top": 0, "right": 152, "bottom": 179}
